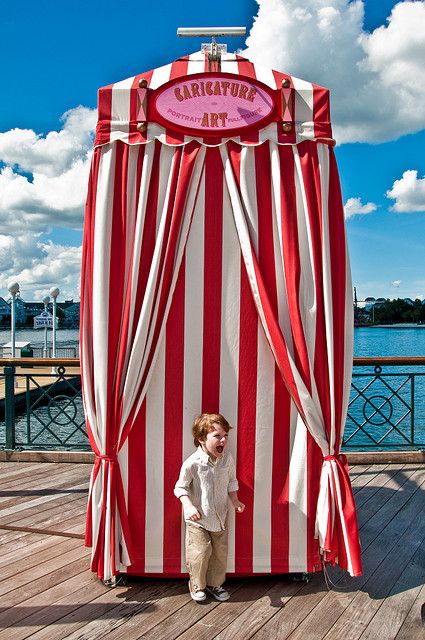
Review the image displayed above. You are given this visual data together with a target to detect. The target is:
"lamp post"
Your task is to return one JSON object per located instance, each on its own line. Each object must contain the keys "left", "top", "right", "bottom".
{"left": 7, "top": 281, "right": 20, "bottom": 358}
{"left": 42, "top": 295, "right": 50, "bottom": 358}
{"left": 50, "top": 287, "right": 60, "bottom": 373}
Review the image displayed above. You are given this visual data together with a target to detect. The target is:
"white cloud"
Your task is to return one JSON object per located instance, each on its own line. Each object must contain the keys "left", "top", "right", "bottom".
{"left": 344, "top": 196, "right": 377, "bottom": 218}
{"left": 0, "top": 106, "right": 95, "bottom": 234}
{"left": 0, "top": 106, "right": 96, "bottom": 177}
{"left": 244, "top": 1, "right": 425, "bottom": 143}
{"left": 0, "top": 235, "right": 81, "bottom": 301}
{"left": 392, "top": 280, "right": 401, "bottom": 288}
{"left": 386, "top": 170, "right": 425, "bottom": 212}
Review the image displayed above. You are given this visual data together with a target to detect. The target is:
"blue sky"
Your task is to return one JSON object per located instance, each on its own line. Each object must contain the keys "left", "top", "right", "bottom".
{"left": 1, "top": 0, "right": 424, "bottom": 302}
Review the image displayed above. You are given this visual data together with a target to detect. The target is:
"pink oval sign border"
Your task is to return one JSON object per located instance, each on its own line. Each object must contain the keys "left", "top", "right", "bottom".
{"left": 152, "top": 72, "right": 276, "bottom": 136}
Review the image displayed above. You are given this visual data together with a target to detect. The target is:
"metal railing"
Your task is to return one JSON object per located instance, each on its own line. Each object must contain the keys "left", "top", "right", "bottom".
{"left": 0, "top": 358, "right": 88, "bottom": 451}
{"left": 345, "top": 357, "right": 425, "bottom": 450}
{"left": 1, "top": 357, "right": 425, "bottom": 452}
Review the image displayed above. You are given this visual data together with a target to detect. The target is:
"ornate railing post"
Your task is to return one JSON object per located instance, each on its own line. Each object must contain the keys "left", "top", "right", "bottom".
{"left": 4, "top": 365, "right": 16, "bottom": 450}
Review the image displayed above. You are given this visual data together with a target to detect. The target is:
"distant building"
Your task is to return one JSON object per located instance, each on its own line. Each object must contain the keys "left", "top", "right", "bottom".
{"left": 58, "top": 300, "right": 80, "bottom": 328}
{"left": 0, "top": 297, "right": 11, "bottom": 324}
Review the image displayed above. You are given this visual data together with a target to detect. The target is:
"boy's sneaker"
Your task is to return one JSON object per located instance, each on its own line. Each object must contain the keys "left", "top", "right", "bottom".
{"left": 189, "top": 581, "right": 206, "bottom": 602}
{"left": 205, "top": 585, "right": 230, "bottom": 602}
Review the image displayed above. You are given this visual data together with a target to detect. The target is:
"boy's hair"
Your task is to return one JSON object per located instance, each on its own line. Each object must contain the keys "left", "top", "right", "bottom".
{"left": 192, "top": 413, "right": 231, "bottom": 447}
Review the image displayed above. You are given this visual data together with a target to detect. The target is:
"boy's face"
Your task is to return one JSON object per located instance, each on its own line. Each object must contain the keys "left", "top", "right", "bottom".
{"left": 199, "top": 423, "right": 229, "bottom": 460}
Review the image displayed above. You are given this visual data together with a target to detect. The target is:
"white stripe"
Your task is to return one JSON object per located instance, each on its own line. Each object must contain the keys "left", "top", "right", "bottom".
{"left": 288, "top": 410, "right": 308, "bottom": 572}
{"left": 110, "top": 77, "right": 134, "bottom": 142}
{"left": 220, "top": 52, "right": 239, "bottom": 75}
{"left": 124, "top": 143, "right": 155, "bottom": 373}
{"left": 270, "top": 142, "right": 308, "bottom": 571}
{"left": 219, "top": 177, "right": 241, "bottom": 573}
{"left": 318, "top": 144, "right": 336, "bottom": 452}
{"left": 92, "top": 145, "right": 115, "bottom": 449}
{"left": 145, "top": 339, "right": 166, "bottom": 572}
{"left": 253, "top": 321, "right": 274, "bottom": 572}
{"left": 186, "top": 52, "right": 206, "bottom": 75}
{"left": 292, "top": 76, "right": 314, "bottom": 143}
{"left": 239, "top": 147, "right": 259, "bottom": 255}
{"left": 180, "top": 170, "right": 205, "bottom": 572}
{"left": 103, "top": 470, "right": 112, "bottom": 578}
{"left": 250, "top": 60, "right": 275, "bottom": 89}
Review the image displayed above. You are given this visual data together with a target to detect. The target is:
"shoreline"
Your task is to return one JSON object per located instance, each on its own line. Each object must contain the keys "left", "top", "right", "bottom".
{"left": 356, "top": 323, "right": 425, "bottom": 329}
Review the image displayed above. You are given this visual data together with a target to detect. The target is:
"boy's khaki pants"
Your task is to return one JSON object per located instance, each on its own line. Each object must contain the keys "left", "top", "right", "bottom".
{"left": 186, "top": 522, "right": 228, "bottom": 589}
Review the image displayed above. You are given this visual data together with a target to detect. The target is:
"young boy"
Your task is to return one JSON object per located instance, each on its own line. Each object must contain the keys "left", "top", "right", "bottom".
{"left": 174, "top": 413, "right": 245, "bottom": 602}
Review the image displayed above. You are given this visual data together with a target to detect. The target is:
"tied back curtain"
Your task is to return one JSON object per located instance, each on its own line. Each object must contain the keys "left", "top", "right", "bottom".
{"left": 221, "top": 141, "right": 361, "bottom": 576}
{"left": 81, "top": 139, "right": 205, "bottom": 579}
{"left": 81, "top": 137, "right": 362, "bottom": 580}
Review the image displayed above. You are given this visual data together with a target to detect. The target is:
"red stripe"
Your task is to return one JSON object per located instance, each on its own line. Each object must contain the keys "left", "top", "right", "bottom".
{"left": 328, "top": 148, "right": 348, "bottom": 447}
{"left": 132, "top": 140, "right": 161, "bottom": 343}
{"left": 254, "top": 143, "right": 290, "bottom": 572}
{"left": 129, "top": 70, "right": 154, "bottom": 145}
{"left": 107, "top": 142, "right": 129, "bottom": 450}
{"left": 298, "top": 142, "right": 332, "bottom": 439}
{"left": 228, "top": 146, "right": 255, "bottom": 574}
{"left": 128, "top": 400, "right": 147, "bottom": 570}
{"left": 202, "top": 147, "right": 223, "bottom": 411}
{"left": 163, "top": 259, "right": 186, "bottom": 573}
{"left": 95, "top": 85, "right": 113, "bottom": 146}
{"left": 237, "top": 59, "right": 259, "bottom": 145}
{"left": 235, "top": 253, "right": 257, "bottom": 574}
{"left": 277, "top": 146, "right": 311, "bottom": 391}
{"left": 166, "top": 58, "right": 189, "bottom": 144}
{"left": 313, "top": 84, "right": 332, "bottom": 140}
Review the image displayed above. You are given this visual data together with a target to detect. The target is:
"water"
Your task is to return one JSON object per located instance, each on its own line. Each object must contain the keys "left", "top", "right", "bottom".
{"left": 350, "top": 326, "right": 425, "bottom": 450}
{"left": 0, "top": 328, "right": 79, "bottom": 351}
{"left": 2, "top": 326, "right": 425, "bottom": 357}
{"left": 2, "top": 326, "right": 425, "bottom": 450}
{"left": 354, "top": 326, "right": 425, "bottom": 358}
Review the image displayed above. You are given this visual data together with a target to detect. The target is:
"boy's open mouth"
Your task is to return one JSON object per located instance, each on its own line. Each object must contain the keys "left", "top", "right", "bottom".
{"left": 216, "top": 445, "right": 224, "bottom": 454}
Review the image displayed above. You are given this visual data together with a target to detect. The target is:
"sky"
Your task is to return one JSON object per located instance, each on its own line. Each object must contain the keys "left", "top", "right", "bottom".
{"left": 1, "top": 0, "right": 424, "bottom": 304}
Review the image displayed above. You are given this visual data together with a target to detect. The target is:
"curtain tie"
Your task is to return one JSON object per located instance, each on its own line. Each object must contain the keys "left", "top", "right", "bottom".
{"left": 323, "top": 454, "right": 347, "bottom": 464}
{"left": 96, "top": 454, "right": 118, "bottom": 462}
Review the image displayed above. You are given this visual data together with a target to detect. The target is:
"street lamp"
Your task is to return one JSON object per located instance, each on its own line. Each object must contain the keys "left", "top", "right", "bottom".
{"left": 50, "top": 287, "right": 60, "bottom": 373}
{"left": 7, "top": 281, "right": 20, "bottom": 358}
{"left": 49, "top": 287, "right": 60, "bottom": 358}
{"left": 42, "top": 295, "right": 50, "bottom": 358}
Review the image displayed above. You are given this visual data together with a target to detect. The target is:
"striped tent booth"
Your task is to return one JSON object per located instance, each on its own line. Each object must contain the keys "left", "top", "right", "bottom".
{"left": 81, "top": 51, "right": 362, "bottom": 581}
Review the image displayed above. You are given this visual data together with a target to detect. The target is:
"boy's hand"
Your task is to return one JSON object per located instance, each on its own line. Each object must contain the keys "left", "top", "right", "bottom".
{"left": 184, "top": 504, "right": 201, "bottom": 521}
{"left": 234, "top": 501, "right": 245, "bottom": 513}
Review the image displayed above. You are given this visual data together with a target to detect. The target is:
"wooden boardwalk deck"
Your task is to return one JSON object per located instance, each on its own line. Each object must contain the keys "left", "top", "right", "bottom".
{"left": 0, "top": 461, "right": 423, "bottom": 639}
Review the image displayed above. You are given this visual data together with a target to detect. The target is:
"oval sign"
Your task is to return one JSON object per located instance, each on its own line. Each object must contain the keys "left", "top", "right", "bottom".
{"left": 153, "top": 72, "right": 276, "bottom": 135}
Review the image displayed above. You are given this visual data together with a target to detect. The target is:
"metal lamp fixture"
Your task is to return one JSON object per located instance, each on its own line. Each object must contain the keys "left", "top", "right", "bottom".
{"left": 42, "top": 295, "right": 50, "bottom": 359}
{"left": 177, "top": 26, "right": 246, "bottom": 71}
{"left": 7, "top": 281, "right": 20, "bottom": 358}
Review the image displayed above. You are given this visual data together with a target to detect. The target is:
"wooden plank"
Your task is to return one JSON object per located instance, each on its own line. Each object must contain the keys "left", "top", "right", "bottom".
{"left": 251, "top": 467, "right": 425, "bottom": 640}
{"left": 394, "top": 582, "right": 425, "bottom": 640}
{"left": 0, "top": 531, "right": 77, "bottom": 568}
{"left": 248, "top": 576, "right": 328, "bottom": 640}
{"left": 0, "top": 544, "right": 89, "bottom": 598}
{"left": 356, "top": 464, "right": 419, "bottom": 527}
{"left": 322, "top": 509, "right": 425, "bottom": 639}
{"left": 350, "top": 463, "right": 388, "bottom": 494}
{"left": 359, "top": 540, "right": 425, "bottom": 639}
{"left": 353, "top": 463, "right": 406, "bottom": 510}
{"left": 359, "top": 466, "right": 425, "bottom": 549}
{"left": 25, "top": 581, "right": 187, "bottom": 640}
{"left": 0, "top": 569, "right": 104, "bottom": 638}
{"left": 0, "top": 538, "right": 82, "bottom": 584}
{"left": 171, "top": 579, "right": 306, "bottom": 640}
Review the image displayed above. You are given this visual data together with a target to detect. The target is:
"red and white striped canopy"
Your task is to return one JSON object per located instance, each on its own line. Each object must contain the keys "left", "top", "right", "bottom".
{"left": 81, "top": 51, "right": 362, "bottom": 581}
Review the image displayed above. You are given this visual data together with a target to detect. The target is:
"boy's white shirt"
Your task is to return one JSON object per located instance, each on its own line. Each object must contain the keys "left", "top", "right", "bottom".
{"left": 174, "top": 446, "right": 239, "bottom": 532}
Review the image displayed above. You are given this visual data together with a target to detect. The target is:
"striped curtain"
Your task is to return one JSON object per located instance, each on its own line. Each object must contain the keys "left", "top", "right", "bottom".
{"left": 81, "top": 136, "right": 361, "bottom": 580}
